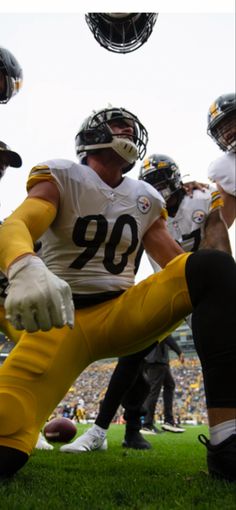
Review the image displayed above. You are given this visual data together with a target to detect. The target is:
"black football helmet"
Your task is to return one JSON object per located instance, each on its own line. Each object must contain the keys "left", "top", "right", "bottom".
{"left": 85, "top": 13, "right": 158, "bottom": 54}
{"left": 139, "top": 154, "right": 182, "bottom": 200}
{"left": 207, "top": 93, "right": 236, "bottom": 152}
{"left": 0, "top": 47, "right": 23, "bottom": 103}
{"left": 75, "top": 106, "right": 148, "bottom": 173}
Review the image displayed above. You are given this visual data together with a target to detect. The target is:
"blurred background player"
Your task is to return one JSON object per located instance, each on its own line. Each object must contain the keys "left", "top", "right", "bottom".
{"left": 0, "top": 47, "right": 23, "bottom": 103}
{"left": 60, "top": 153, "right": 232, "bottom": 453}
{"left": 85, "top": 13, "right": 158, "bottom": 54}
{"left": 207, "top": 93, "right": 236, "bottom": 227}
{"left": 140, "top": 335, "right": 185, "bottom": 435}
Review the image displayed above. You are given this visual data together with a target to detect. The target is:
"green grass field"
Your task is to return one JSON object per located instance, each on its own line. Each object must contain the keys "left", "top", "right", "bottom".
{"left": 0, "top": 424, "right": 235, "bottom": 510}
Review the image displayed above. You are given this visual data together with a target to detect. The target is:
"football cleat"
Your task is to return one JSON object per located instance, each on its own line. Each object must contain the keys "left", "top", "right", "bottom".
{"left": 140, "top": 425, "right": 162, "bottom": 435}
{"left": 161, "top": 422, "right": 185, "bottom": 433}
{"left": 59, "top": 427, "right": 107, "bottom": 453}
{"left": 35, "top": 432, "right": 54, "bottom": 450}
{"left": 122, "top": 431, "right": 152, "bottom": 449}
{"left": 198, "top": 433, "right": 236, "bottom": 482}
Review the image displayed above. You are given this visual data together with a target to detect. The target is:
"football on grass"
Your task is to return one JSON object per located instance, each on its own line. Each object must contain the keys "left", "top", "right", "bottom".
{"left": 44, "top": 417, "right": 77, "bottom": 443}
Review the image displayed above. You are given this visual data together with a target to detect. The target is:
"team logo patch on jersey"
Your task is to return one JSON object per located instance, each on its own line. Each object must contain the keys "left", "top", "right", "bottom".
{"left": 137, "top": 196, "right": 152, "bottom": 213}
{"left": 192, "top": 210, "right": 206, "bottom": 224}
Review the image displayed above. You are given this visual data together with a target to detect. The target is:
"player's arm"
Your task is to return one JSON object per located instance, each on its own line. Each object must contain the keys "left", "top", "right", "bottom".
{"left": 216, "top": 183, "right": 236, "bottom": 228}
{"left": 0, "top": 181, "right": 74, "bottom": 332}
{"left": 0, "top": 181, "right": 59, "bottom": 272}
{"left": 199, "top": 190, "right": 232, "bottom": 254}
{"left": 142, "top": 216, "right": 184, "bottom": 268}
{"left": 200, "top": 209, "right": 232, "bottom": 254}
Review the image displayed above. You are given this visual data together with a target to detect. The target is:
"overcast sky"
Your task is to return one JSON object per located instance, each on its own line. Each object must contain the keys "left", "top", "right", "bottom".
{"left": 0, "top": 2, "right": 235, "bottom": 279}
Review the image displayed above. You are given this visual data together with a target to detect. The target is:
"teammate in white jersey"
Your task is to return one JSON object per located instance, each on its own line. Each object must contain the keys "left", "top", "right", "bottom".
{"left": 0, "top": 106, "right": 235, "bottom": 482}
{"left": 140, "top": 154, "right": 232, "bottom": 258}
{"left": 207, "top": 93, "right": 236, "bottom": 227}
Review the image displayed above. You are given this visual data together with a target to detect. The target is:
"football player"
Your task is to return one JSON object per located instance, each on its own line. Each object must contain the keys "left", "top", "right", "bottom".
{"left": 0, "top": 47, "right": 23, "bottom": 103}
{"left": 64, "top": 154, "right": 232, "bottom": 454}
{"left": 85, "top": 13, "right": 158, "bottom": 53}
{"left": 207, "top": 93, "right": 236, "bottom": 227}
{"left": 0, "top": 106, "right": 235, "bottom": 482}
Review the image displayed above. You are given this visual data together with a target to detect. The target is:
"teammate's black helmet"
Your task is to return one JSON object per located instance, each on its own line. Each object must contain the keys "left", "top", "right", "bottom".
{"left": 85, "top": 13, "right": 158, "bottom": 54}
{"left": 75, "top": 106, "right": 148, "bottom": 173}
{"left": 0, "top": 47, "right": 23, "bottom": 103}
{"left": 139, "top": 154, "right": 182, "bottom": 200}
{"left": 207, "top": 93, "right": 236, "bottom": 152}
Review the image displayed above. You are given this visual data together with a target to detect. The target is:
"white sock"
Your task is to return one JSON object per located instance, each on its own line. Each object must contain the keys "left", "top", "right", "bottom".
{"left": 209, "top": 419, "right": 236, "bottom": 445}
{"left": 91, "top": 424, "right": 107, "bottom": 438}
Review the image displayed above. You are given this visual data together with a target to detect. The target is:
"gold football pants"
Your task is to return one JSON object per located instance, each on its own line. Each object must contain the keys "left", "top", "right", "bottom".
{"left": 0, "top": 253, "right": 192, "bottom": 455}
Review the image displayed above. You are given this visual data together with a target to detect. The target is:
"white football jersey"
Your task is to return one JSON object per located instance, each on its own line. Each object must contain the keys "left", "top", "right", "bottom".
{"left": 149, "top": 188, "right": 216, "bottom": 273}
{"left": 27, "top": 159, "right": 166, "bottom": 296}
{"left": 166, "top": 188, "right": 216, "bottom": 252}
{"left": 208, "top": 152, "right": 236, "bottom": 197}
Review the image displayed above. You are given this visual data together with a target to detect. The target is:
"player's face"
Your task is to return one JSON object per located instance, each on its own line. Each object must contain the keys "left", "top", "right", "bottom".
{"left": 108, "top": 119, "right": 134, "bottom": 140}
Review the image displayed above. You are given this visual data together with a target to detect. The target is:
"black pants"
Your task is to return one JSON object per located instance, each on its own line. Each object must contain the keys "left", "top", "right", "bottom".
{"left": 96, "top": 344, "right": 153, "bottom": 430}
{"left": 142, "top": 363, "right": 175, "bottom": 427}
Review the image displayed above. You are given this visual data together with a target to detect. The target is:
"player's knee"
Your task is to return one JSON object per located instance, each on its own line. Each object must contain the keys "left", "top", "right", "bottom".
{"left": 186, "top": 249, "right": 236, "bottom": 305}
{"left": 0, "top": 446, "right": 29, "bottom": 477}
{"left": 0, "top": 392, "right": 26, "bottom": 436}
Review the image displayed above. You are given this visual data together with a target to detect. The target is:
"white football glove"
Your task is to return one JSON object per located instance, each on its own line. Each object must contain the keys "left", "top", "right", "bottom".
{"left": 5, "top": 255, "right": 74, "bottom": 333}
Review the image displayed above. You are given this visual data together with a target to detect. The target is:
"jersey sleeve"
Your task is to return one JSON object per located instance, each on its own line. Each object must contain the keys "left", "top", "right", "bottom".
{"left": 26, "top": 165, "right": 58, "bottom": 192}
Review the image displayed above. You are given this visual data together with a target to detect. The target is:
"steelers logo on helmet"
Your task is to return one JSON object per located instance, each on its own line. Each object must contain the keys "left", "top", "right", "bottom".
{"left": 0, "top": 47, "right": 23, "bottom": 103}
{"left": 137, "top": 195, "right": 152, "bottom": 214}
{"left": 75, "top": 106, "right": 148, "bottom": 173}
{"left": 192, "top": 210, "right": 206, "bottom": 224}
{"left": 85, "top": 13, "right": 158, "bottom": 54}
{"left": 207, "top": 93, "right": 236, "bottom": 152}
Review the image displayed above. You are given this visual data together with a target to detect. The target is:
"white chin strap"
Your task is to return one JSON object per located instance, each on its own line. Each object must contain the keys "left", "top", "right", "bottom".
{"left": 82, "top": 137, "right": 138, "bottom": 164}
{"left": 111, "top": 137, "right": 138, "bottom": 163}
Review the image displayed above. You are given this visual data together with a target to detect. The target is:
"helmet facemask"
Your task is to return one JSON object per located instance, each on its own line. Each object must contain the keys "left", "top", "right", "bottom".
{"left": 139, "top": 156, "right": 182, "bottom": 201}
{"left": 0, "top": 48, "right": 23, "bottom": 103}
{"left": 85, "top": 13, "right": 158, "bottom": 53}
{"left": 209, "top": 112, "right": 236, "bottom": 152}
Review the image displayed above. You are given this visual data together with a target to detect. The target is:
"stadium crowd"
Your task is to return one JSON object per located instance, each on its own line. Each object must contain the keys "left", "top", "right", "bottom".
{"left": 53, "top": 357, "right": 208, "bottom": 425}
